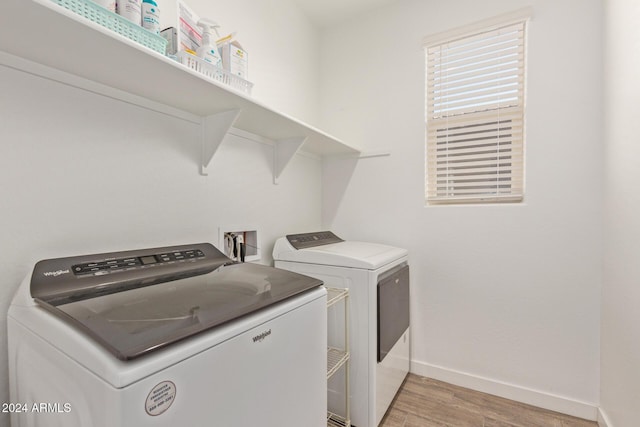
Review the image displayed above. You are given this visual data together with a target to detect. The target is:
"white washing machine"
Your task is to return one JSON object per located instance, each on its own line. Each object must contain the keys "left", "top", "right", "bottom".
{"left": 8, "top": 243, "right": 327, "bottom": 427}
{"left": 273, "top": 231, "right": 410, "bottom": 427}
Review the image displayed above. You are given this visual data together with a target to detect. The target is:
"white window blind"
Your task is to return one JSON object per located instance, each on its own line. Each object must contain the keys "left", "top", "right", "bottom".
{"left": 425, "top": 18, "right": 527, "bottom": 204}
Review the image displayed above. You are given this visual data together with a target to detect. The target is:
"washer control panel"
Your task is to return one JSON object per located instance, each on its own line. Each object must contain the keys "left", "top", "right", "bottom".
{"left": 31, "top": 243, "right": 227, "bottom": 305}
{"left": 72, "top": 249, "right": 205, "bottom": 276}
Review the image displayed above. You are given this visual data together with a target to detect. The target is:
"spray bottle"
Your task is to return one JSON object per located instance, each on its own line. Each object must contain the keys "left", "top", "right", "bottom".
{"left": 196, "top": 18, "right": 222, "bottom": 67}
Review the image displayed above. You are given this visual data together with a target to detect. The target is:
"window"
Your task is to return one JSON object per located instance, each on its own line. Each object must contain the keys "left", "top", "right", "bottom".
{"left": 424, "top": 12, "right": 529, "bottom": 204}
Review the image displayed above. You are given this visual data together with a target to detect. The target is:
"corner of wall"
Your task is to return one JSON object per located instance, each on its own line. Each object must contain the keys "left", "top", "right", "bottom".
{"left": 598, "top": 407, "right": 612, "bottom": 427}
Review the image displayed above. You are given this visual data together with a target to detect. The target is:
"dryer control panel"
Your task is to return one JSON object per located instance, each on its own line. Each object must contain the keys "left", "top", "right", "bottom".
{"left": 286, "top": 231, "right": 344, "bottom": 249}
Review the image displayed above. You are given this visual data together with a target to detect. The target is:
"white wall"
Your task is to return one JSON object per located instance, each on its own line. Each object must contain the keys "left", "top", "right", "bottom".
{"left": 320, "top": 0, "right": 603, "bottom": 418}
{"left": 0, "top": 1, "right": 321, "bottom": 425}
{"left": 601, "top": 0, "right": 640, "bottom": 425}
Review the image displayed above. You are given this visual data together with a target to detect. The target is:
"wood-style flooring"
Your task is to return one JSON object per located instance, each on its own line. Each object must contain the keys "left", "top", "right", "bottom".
{"left": 379, "top": 374, "right": 597, "bottom": 427}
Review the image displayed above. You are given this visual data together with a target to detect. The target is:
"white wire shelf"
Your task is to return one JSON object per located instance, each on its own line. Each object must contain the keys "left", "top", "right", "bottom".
{"left": 326, "top": 287, "right": 349, "bottom": 308}
{"left": 327, "top": 346, "right": 349, "bottom": 379}
{"left": 327, "top": 411, "right": 351, "bottom": 427}
{"left": 326, "top": 286, "right": 350, "bottom": 425}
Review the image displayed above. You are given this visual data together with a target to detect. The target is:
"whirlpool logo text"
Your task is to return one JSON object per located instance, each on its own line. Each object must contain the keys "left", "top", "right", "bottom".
{"left": 43, "top": 269, "right": 70, "bottom": 277}
{"left": 252, "top": 329, "right": 272, "bottom": 343}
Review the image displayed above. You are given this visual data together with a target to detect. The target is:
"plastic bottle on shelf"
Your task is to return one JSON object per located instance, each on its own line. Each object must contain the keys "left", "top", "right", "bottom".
{"left": 116, "top": 0, "right": 142, "bottom": 25}
{"left": 196, "top": 18, "right": 222, "bottom": 68}
{"left": 141, "top": 0, "right": 160, "bottom": 34}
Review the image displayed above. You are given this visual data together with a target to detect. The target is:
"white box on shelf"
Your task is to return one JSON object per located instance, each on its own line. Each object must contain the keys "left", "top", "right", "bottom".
{"left": 219, "top": 39, "right": 248, "bottom": 80}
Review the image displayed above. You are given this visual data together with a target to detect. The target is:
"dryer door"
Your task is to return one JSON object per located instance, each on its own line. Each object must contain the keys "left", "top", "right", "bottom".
{"left": 377, "top": 264, "right": 410, "bottom": 362}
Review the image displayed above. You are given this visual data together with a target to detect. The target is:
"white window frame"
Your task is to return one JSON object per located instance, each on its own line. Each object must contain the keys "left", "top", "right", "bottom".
{"left": 423, "top": 9, "right": 531, "bottom": 205}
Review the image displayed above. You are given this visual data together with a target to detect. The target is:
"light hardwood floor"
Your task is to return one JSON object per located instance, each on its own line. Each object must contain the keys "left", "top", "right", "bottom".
{"left": 379, "top": 374, "right": 598, "bottom": 427}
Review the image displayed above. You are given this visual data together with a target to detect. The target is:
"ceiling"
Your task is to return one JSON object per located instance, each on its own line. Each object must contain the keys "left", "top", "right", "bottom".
{"left": 292, "top": 0, "right": 398, "bottom": 28}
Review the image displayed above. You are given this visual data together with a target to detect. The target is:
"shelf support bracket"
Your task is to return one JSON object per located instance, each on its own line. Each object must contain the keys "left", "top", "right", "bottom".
{"left": 201, "top": 109, "right": 242, "bottom": 176}
{"left": 273, "top": 137, "right": 307, "bottom": 184}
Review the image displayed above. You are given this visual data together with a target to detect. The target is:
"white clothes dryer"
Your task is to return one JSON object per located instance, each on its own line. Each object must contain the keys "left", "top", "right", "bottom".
{"left": 273, "top": 231, "right": 410, "bottom": 427}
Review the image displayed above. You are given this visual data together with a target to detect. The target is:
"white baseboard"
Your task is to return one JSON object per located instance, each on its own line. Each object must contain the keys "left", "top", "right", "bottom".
{"left": 411, "top": 360, "right": 598, "bottom": 421}
{"left": 598, "top": 407, "right": 612, "bottom": 427}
